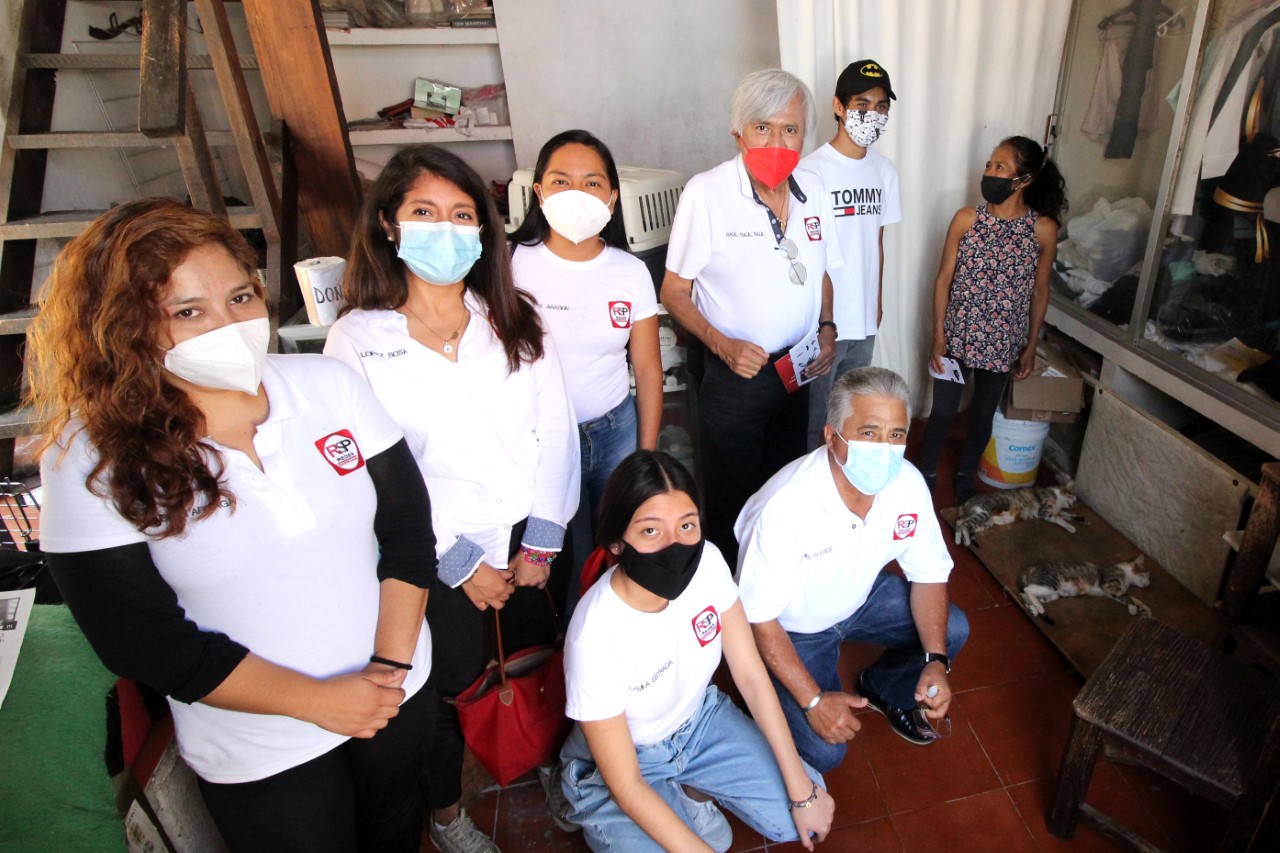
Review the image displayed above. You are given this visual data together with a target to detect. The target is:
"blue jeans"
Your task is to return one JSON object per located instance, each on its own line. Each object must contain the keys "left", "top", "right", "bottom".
{"left": 806, "top": 336, "right": 877, "bottom": 451}
{"left": 777, "top": 572, "right": 969, "bottom": 772}
{"left": 565, "top": 396, "right": 637, "bottom": 617}
{"left": 560, "top": 686, "right": 823, "bottom": 852}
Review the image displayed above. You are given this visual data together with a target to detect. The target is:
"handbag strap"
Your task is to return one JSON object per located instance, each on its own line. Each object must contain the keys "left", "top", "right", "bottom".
{"left": 490, "top": 587, "right": 563, "bottom": 693}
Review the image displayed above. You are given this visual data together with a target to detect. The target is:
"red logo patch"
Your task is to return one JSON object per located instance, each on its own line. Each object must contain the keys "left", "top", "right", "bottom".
{"left": 804, "top": 216, "right": 822, "bottom": 241}
{"left": 315, "top": 429, "right": 365, "bottom": 475}
{"left": 894, "top": 513, "right": 918, "bottom": 540}
{"left": 691, "top": 606, "right": 721, "bottom": 647}
{"left": 609, "top": 301, "right": 633, "bottom": 329}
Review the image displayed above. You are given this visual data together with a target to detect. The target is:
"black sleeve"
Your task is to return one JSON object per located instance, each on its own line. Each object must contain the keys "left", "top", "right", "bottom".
{"left": 366, "top": 437, "right": 439, "bottom": 588}
{"left": 47, "top": 543, "right": 249, "bottom": 704}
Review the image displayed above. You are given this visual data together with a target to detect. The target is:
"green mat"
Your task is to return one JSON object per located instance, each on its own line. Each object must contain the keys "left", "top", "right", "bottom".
{"left": 0, "top": 604, "right": 125, "bottom": 852}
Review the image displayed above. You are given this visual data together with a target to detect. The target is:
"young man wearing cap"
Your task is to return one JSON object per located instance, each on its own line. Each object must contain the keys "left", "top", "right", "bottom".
{"left": 802, "top": 60, "right": 902, "bottom": 450}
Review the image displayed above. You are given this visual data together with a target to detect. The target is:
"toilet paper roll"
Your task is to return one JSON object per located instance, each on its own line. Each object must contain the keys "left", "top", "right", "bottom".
{"left": 293, "top": 257, "right": 347, "bottom": 326}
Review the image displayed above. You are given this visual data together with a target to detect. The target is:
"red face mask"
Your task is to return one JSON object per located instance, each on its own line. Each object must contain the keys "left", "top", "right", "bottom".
{"left": 742, "top": 146, "right": 800, "bottom": 189}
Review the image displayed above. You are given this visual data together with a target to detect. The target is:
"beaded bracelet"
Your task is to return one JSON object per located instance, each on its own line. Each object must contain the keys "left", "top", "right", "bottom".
{"left": 789, "top": 783, "right": 819, "bottom": 810}
{"left": 520, "top": 546, "right": 556, "bottom": 567}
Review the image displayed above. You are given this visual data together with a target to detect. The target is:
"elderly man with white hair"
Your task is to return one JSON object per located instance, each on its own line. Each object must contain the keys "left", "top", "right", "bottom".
{"left": 735, "top": 368, "right": 969, "bottom": 770}
{"left": 661, "top": 69, "right": 843, "bottom": 567}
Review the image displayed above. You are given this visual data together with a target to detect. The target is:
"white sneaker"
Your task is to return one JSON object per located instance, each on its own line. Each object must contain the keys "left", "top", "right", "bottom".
{"left": 429, "top": 808, "right": 500, "bottom": 853}
{"left": 538, "top": 762, "right": 580, "bottom": 833}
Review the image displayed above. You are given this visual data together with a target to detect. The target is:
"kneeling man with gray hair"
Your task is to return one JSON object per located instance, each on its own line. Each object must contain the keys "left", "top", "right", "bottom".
{"left": 734, "top": 367, "right": 968, "bottom": 770}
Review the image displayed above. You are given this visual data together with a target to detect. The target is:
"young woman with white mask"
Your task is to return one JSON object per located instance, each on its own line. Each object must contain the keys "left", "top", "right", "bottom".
{"left": 509, "top": 130, "right": 663, "bottom": 614}
{"left": 31, "top": 199, "right": 438, "bottom": 852}
{"left": 325, "top": 145, "right": 579, "bottom": 853}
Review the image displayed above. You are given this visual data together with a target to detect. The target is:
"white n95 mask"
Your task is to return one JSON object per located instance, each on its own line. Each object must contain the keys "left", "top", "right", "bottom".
{"left": 539, "top": 189, "right": 615, "bottom": 244}
{"left": 163, "top": 317, "right": 270, "bottom": 395}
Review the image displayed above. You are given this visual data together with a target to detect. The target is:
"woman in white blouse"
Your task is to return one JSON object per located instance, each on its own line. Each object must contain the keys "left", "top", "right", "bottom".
{"left": 324, "top": 145, "right": 579, "bottom": 853}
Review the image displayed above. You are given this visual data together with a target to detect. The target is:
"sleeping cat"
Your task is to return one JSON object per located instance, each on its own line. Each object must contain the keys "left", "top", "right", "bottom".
{"left": 954, "top": 485, "right": 1085, "bottom": 547}
{"left": 1018, "top": 555, "right": 1151, "bottom": 624}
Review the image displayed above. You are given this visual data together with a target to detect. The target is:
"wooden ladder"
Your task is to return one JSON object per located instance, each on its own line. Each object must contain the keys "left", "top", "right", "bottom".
{"left": 0, "top": 0, "right": 292, "bottom": 474}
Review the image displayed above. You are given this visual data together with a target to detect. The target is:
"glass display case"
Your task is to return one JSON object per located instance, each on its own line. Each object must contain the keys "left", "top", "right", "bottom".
{"left": 1047, "top": 0, "right": 1280, "bottom": 449}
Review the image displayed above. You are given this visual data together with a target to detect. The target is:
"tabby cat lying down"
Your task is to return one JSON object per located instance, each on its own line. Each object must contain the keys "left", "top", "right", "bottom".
{"left": 954, "top": 485, "right": 1085, "bottom": 547}
{"left": 1017, "top": 555, "right": 1151, "bottom": 623}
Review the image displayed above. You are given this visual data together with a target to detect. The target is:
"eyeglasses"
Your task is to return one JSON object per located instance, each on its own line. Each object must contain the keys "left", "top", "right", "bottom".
{"left": 775, "top": 237, "right": 808, "bottom": 286}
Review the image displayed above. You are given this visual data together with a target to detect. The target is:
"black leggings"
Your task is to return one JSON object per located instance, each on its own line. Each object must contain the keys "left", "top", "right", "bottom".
{"left": 919, "top": 363, "right": 1010, "bottom": 479}
{"left": 197, "top": 679, "right": 436, "bottom": 853}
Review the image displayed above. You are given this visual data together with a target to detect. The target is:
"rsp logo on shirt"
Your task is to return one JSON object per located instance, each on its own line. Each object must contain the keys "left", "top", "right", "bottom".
{"left": 691, "top": 606, "right": 721, "bottom": 647}
{"left": 804, "top": 216, "right": 822, "bottom": 241}
{"left": 609, "top": 301, "right": 632, "bottom": 329}
{"left": 894, "top": 513, "right": 918, "bottom": 540}
{"left": 315, "top": 429, "right": 365, "bottom": 475}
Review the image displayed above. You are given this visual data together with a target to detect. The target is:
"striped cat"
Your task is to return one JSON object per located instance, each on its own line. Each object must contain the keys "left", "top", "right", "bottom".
{"left": 954, "top": 485, "right": 1085, "bottom": 547}
{"left": 1018, "top": 555, "right": 1150, "bottom": 624}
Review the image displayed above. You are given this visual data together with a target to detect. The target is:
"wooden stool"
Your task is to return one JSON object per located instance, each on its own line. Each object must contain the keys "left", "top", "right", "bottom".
{"left": 1048, "top": 618, "right": 1280, "bottom": 851}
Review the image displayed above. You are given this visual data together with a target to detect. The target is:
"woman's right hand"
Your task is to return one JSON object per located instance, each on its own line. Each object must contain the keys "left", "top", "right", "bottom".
{"left": 309, "top": 669, "right": 405, "bottom": 739}
{"left": 462, "top": 562, "right": 516, "bottom": 611}
{"left": 790, "top": 785, "right": 835, "bottom": 851}
{"left": 929, "top": 334, "right": 947, "bottom": 375}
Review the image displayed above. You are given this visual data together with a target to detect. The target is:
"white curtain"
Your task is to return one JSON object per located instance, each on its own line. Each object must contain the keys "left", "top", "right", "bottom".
{"left": 776, "top": 0, "right": 1071, "bottom": 415}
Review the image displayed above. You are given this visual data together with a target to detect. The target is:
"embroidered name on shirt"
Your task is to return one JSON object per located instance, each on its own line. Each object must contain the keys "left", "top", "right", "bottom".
{"left": 315, "top": 429, "right": 365, "bottom": 475}
{"left": 831, "top": 188, "right": 883, "bottom": 217}
{"left": 609, "top": 301, "right": 632, "bottom": 329}
{"left": 358, "top": 349, "right": 408, "bottom": 359}
{"left": 894, "top": 513, "right": 918, "bottom": 540}
{"left": 629, "top": 660, "right": 673, "bottom": 692}
{"left": 190, "top": 496, "right": 232, "bottom": 518}
{"left": 804, "top": 216, "right": 822, "bottom": 241}
{"left": 801, "top": 546, "right": 834, "bottom": 560}
{"left": 725, "top": 230, "right": 767, "bottom": 238}
{"left": 691, "top": 606, "right": 721, "bottom": 647}
{"left": 544, "top": 304, "right": 570, "bottom": 311}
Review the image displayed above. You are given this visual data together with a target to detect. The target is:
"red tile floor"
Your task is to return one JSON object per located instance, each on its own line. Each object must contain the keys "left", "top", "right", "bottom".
{"left": 423, "top": 416, "right": 1270, "bottom": 851}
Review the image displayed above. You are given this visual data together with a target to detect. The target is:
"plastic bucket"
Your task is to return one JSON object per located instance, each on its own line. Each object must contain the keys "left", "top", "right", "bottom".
{"left": 978, "top": 411, "right": 1050, "bottom": 489}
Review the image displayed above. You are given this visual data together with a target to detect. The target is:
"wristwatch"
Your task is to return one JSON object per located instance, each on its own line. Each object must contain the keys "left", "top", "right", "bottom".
{"left": 923, "top": 652, "right": 951, "bottom": 673}
{"left": 817, "top": 320, "right": 838, "bottom": 336}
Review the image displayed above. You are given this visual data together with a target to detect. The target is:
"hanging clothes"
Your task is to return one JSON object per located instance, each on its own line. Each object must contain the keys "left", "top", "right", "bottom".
{"left": 1082, "top": 23, "right": 1163, "bottom": 145}
{"left": 1104, "top": 0, "right": 1164, "bottom": 158}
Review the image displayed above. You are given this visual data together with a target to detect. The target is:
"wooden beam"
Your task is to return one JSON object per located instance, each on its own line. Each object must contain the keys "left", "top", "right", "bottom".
{"left": 138, "top": 0, "right": 187, "bottom": 138}
{"left": 239, "top": 0, "right": 360, "bottom": 258}
{"left": 174, "top": 86, "right": 225, "bottom": 216}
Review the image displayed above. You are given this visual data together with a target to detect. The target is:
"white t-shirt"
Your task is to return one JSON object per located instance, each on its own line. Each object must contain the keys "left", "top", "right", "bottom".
{"left": 734, "top": 448, "right": 952, "bottom": 634}
{"left": 324, "top": 292, "right": 580, "bottom": 581}
{"left": 666, "top": 156, "right": 844, "bottom": 355}
{"left": 512, "top": 243, "right": 658, "bottom": 423}
{"left": 564, "top": 542, "right": 740, "bottom": 746}
{"left": 798, "top": 144, "right": 901, "bottom": 340}
{"left": 39, "top": 355, "right": 431, "bottom": 784}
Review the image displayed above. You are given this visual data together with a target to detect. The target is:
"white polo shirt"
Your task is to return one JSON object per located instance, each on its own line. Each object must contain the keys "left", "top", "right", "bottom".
{"left": 666, "top": 155, "right": 844, "bottom": 355}
{"left": 324, "top": 292, "right": 580, "bottom": 585}
{"left": 565, "top": 542, "right": 740, "bottom": 746}
{"left": 734, "top": 447, "right": 952, "bottom": 634}
{"left": 39, "top": 355, "right": 431, "bottom": 784}
{"left": 512, "top": 242, "right": 658, "bottom": 423}
{"left": 799, "top": 144, "right": 901, "bottom": 340}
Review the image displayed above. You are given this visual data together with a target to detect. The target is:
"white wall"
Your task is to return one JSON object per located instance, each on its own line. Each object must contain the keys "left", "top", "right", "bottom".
{"left": 494, "top": 0, "right": 781, "bottom": 180}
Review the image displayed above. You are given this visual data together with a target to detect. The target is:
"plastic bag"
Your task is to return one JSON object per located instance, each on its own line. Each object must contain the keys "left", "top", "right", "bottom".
{"left": 1065, "top": 196, "right": 1153, "bottom": 283}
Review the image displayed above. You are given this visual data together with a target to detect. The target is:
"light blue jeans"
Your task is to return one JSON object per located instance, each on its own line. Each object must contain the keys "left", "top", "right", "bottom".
{"left": 565, "top": 396, "right": 637, "bottom": 618}
{"left": 807, "top": 336, "right": 877, "bottom": 450}
{"left": 777, "top": 572, "right": 969, "bottom": 772}
{"left": 560, "top": 686, "right": 824, "bottom": 852}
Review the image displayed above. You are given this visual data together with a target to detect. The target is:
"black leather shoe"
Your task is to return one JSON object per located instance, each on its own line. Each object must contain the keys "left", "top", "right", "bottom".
{"left": 856, "top": 671, "right": 934, "bottom": 746}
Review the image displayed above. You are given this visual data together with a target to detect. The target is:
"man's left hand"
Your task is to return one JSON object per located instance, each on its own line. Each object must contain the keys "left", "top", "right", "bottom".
{"left": 914, "top": 662, "right": 952, "bottom": 719}
{"left": 804, "top": 327, "right": 838, "bottom": 379}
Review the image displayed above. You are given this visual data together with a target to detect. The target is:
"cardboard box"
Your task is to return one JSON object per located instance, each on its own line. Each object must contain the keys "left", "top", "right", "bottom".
{"left": 1002, "top": 341, "right": 1084, "bottom": 423}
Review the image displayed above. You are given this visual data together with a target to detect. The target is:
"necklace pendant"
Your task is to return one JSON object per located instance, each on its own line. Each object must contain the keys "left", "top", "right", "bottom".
{"left": 443, "top": 343, "right": 454, "bottom": 354}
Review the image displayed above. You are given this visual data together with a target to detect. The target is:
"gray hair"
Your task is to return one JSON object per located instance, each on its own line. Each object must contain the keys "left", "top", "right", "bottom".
{"left": 826, "top": 367, "right": 913, "bottom": 430}
{"left": 729, "top": 69, "right": 817, "bottom": 139}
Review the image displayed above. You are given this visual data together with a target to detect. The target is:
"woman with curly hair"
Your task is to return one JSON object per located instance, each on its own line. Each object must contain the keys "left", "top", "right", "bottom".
{"left": 30, "top": 198, "right": 438, "bottom": 853}
{"left": 324, "top": 145, "right": 579, "bottom": 853}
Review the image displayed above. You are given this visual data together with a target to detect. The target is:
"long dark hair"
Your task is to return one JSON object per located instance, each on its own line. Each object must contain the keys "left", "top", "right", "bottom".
{"left": 28, "top": 199, "right": 259, "bottom": 537}
{"left": 509, "top": 129, "right": 627, "bottom": 250}
{"left": 1002, "top": 135, "right": 1068, "bottom": 225}
{"left": 596, "top": 450, "right": 702, "bottom": 551}
{"left": 344, "top": 144, "right": 543, "bottom": 371}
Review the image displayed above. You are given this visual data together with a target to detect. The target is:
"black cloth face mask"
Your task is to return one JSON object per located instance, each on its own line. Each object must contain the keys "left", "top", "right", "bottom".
{"left": 618, "top": 539, "right": 705, "bottom": 600}
{"left": 980, "top": 175, "right": 1025, "bottom": 205}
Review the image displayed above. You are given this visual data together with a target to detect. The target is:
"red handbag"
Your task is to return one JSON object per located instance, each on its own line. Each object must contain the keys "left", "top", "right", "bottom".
{"left": 450, "top": 594, "right": 572, "bottom": 787}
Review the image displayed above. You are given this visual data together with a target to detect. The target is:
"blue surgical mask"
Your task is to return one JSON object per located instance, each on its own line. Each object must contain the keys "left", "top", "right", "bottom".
{"left": 832, "top": 432, "right": 906, "bottom": 494}
{"left": 396, "top": 221, "right": 482, "bottom": 285}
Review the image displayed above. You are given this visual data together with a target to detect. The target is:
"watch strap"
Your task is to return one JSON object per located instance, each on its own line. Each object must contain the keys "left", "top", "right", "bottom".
{"left": 923, "top": 652, "right": 950, "bottom": 673}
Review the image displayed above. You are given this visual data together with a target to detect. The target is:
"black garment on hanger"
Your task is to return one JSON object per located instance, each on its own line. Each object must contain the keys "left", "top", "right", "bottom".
{"left": 1106, "top": 0, "right": 1165, "bottom": 158}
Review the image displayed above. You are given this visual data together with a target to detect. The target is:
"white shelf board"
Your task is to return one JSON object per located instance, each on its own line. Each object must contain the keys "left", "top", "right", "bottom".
{"left": 326, "top": 27, "right": 498, "bottom": 46}
{"left": 348, "top": 125, "right": 513, "bottom": 145}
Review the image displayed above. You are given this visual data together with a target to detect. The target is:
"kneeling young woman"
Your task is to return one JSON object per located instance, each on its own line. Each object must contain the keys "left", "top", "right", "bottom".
{"left": 561, "top": 451, "right": 835, "bottom": 852}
